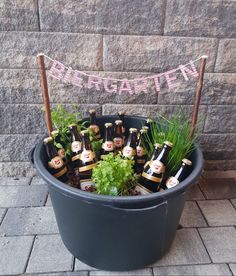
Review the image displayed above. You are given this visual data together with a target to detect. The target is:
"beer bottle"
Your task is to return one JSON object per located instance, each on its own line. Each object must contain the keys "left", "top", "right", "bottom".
{"left": 89, "top": 109, "right": 101, "bottom": 139}
{"left": 79, "top": 130, "right": 97, "bottom": 191}
{"left": 69, "top": 124, "right": 82, "bottom": 175}
{"left": 138, "top": 141, "right": 173, "bottom": 192}
{"left": 113, "top": 120, "right": 124, "bottom": 152}
{"left": 165, "top": 158, "right": 192, "bottom": 189}
{"left": 118, "top": 111, "right": 126, "bottom": 140}
{"left": 135, "top": 128, "right": 148, "bottom": 174}
{"left": 122, "top": 128, "right": 137, "bottom": 159}
{"left": 100, "top": 123, "right": 114, "bottom": 159}
{"left": 51, "top": 130, "right": 66, "bottom": 160}
{"left": 44, "top": 137, "right": 68, "bottom": 182}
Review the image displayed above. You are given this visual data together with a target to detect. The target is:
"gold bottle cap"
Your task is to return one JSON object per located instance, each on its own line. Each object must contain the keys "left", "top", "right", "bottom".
{"left": 115, "top": 120, "right": 123, "bottom": 125}
{"left": 164, "top": 141, "right": 173, "bottom": 147}
{"left": 105, "top": 122, "right": 113, "bottom": 128}
{"left": 51, "top": 130, "right": 59, "bottom": 136}
{"left": 140, "top": 128, "right": 147, "bottom": 134}
{"left": 182, "top": 158, "right": 192, "bottom": 166}
{"left": 44, "top": 137, "right": 53, "bottom": 143}
{"left": 68, "top": 123, "right": 77, "bottom": 128}
{"left": 80, "top": 130, "right": 89, "bottom": 135}
{"left": 118, "top": 111, "right": 125, "bottom": 115}
{"left": 146, "top": 118, "right": 153, "bottom": 123}
{"left": 154, "top": 143, "right": 162, "bottom": 148}
{"left": 129, "top": 128, "right": 137, "bottom": 133}
{"left": 142, "top": 126, "right": 149, "bottom": 131}
{"left": 89, "top": 109, "right": 96, "bottom": 114}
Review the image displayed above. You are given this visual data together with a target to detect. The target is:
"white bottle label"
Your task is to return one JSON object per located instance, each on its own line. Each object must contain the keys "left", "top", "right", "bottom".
{"left": 149, "top": 160, "right": 165, "bottom": 174}
{"left": 102, "top": 141, "right": 114, "bottom": 151}
{"left": 58, "top": 148, "right": 65, "bottom": 158}
{"left": 49, "top": 156, "right": 64, "bottom": 169}
{"left": 80, "top": 181, "right": 95, "bottom": 191}
{"left": 137, "top": 146, "right": 145, "bottom": 157}
{"left": 123, "top": 146, "right": 135, "bottom": 157}
{"left": 113, "top": 137, "right": 124, "bottom": 147}
{"left": 81, "top": 150, "right": 94, "bottom": 162}
{"left": 71, "top": 141, "right": 82, "bottom": 153}
{"left": 166, "top": 176, "right": 179, "bottom": 189}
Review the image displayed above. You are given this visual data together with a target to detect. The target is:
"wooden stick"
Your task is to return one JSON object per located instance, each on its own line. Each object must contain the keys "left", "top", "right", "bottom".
{"left": 190, "top": 55, "right": 207, "bottom": 139}
{"left": 37, "top": 53, "right": 53, "bottom": 136}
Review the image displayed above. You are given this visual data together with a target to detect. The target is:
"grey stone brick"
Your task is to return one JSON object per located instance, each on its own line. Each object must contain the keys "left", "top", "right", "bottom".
{"left": 180, "top": 201, "right": 207, "bottom": 227}
{"left": 0, "top": 161, "right": 36, "bottom": 177}
{"left": 31, "top": 176, "right": 46, "bottom": 185}
{"left": 75, "top": 258, "right": 97, "bottom": 271}
{"left": 152, "top": 229, "right": 210, "bottom": 266}
{"left": 198, "top": 200, "right": 236, "bottom": 226}
{"left": 164, "top": 0, "right": 236, "bottom": 38}
{"left": 204, "top": 170, "right": 236, "bottom": 179}
{"left": 103, "top": 35, "right": 217, "bottom": 72}
{"left": 90, "top": 269, "right": 152, "bottom": 276}
{"left": 200, "top": 134, "right": 236, "bottom": 160}
{"left": 0, "top": 32, "right": 102, "bottom": 70}
{"left": 0, "top": 176, "right": 31, "bottom": 185}
{"left": 26, "top": 234, "right": 73, "bottom": 273}
{"left": 231, "top": 199, "right": 236, "bottom": 209}
{"left": 204, "top": 105, "right": 236, "bottom": 133}
{"left": 0, "top": 0, "right": 39, "bottom": 31}
{"left": 199, "top": 227, "right": 236, "bottom": 263}
{"left": 0, "top": 235, "right": 34, "bottom": 275}
{"left": 229, "top": 264, "right": 236, "bottom": 276}
{"left": 0, "top": 69, "right": 42, "bottom": 104}
{"left": 185, "top": 184, "right": 205, "bottom": 201}
{"left": 49, "top": 71, "right": 157, "bottom": 105}
{"left": 0, "top": 134, "right": 42, "bottom": 162}
{"left": 199, "top": 178, "right": 236, "bottom": 199}
{"left": 32, "top": 273, "right": 89, "bottom": 276}
{"left": 39, "top": 0, "right": 165, "bottom": 35}
{"left": 0, "top": 207, "right": 58, "bottom": 236}
{"left": 215, "top": 39, "right": 236, "bottom": 73}
{"left": 46, "top": 195, "right": 52, "bottom": 206}
{"left": 158, "top": 73, "right": 236, "bottom": 105}
{"left": 0, "top": 185, "right": 48, "bottom": 207}
{"left": 204, "top": 160, "right": 236, "bottom": 171}
{"left": 153, "top": 264, "right": 232, "bottom": 276}
{"left": 0, "top": 208, "right": 6, "bottom": 224}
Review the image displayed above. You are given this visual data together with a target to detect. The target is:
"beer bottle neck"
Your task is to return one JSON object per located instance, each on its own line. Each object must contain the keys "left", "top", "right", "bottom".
{"left": 45, "top": 141, "right": 58, "bottom": 159}
{"left": 127, "top": 132, "right": 137, "bottom": 148}
{"left": 105, "top": 126, "right": 113, "bottom": 141}
{"left": 155, "top": 145, "right": 171, "bottom": 164}
{"left": 82, "top": 133, "right": 92, "bottom": 151}
{"left": 70, "top": 126, "right": 81, "bottom": 142}
{"left": 174, "top": 163, "right": 186, "bottom": 181}
{"left": 90, "top": 113, "right": 96, "bottom": 125}
{"left": 114, "top": 124, "right": 123, "bottom": 136}
{"left": 137, "top": 132, "right": 145, "bottom": 147}
{"left": 118, "top": 114, "right": 124, "bottom": 122}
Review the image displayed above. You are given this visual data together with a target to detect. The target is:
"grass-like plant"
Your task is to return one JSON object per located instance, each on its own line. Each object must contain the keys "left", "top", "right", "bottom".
{"left": 92, "top": 153, "right": 136, "bottom": 196}
{"left": 144, "top": 108, "right": 201, "bottom": 174}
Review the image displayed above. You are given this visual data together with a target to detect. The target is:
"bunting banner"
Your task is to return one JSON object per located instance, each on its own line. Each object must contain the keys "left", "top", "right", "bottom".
{"left": 44, "top": 54, "right": 208, "bottom": 95}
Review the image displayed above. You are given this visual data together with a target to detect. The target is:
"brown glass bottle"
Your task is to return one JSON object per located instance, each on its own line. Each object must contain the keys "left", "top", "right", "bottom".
{"left": 122, "top": 128, "right": 137, "bottom": 159}
{"left": 79, "top": 130, "right": 97, "bottom": 191}
{"left": 118, "top": 111, "right": 126, "bottom": 140}
{"left": 51, "top": 130, "right": 66, "bottom": 160}
{"left": 113, "top": 120, "right": 124, "bottom": 153}
{"left": 89, "top": 109, "right": 101, "bottom": 139}
{"left": 44, "top": 137, "right": 68, "bottom": 183}
{"left": 165, "top": 158, "right": 192, "bottom": 189}
{"left": 138, "top": 141, "right": 173, "bottom": 192}
{"left": 135, "top": 128, "right": 148, "bottom": 174}
{"left": 100, "top": 123, "right": 114, "bottom": 159}
{"left": 69, "top": 124, "right": 82, "bottom": 178}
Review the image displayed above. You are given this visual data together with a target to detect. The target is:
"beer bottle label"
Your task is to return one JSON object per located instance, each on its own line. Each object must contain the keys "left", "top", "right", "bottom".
{"left": 89, "top": 125, "right": 100, "bottom": 134}
{"left": 123, "top": 146, "right": 136, "bottom": 157}
{"left": 134, "top": 184, "right": 152, "bottom": 195}
{"left": 48, "top": 156, "right": 64, "bottom": 169}
{"left": 137, "top": 146, "right": 146, "bottom": 157}
{"left": 71, "top": 141, "right": 82, "bottom": 153}
{"left": 80, "top": 150, "right": 95, "bottom": 163}
{"left": 58, "top": 148, "right": 65, "bottom": 159}
{"left": 113, "top": 137, "right": 124, "bottom": 147}
{"left": 166, "top": 176, "right": 179, "bottom": 189}
{"left": 102, "top": 141, "right": 114, "bottom": 151}
{"left": 149, "top": 160, "right": 165, "bottom": 174}
{"left": 80, "top": 180, "right": 95, "bottom": 192}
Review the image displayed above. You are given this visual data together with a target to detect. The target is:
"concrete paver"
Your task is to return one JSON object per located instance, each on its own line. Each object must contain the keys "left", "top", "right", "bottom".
{"left": 0, "top": 208, "right": 6, "bottom": 224}
{"left": 180, "top": 201, "right": 207, "bottom": 227}
{"left": 0, "top": 207, "right": 58, "bottom": 236}
{"left": 31, "top": 176, "right": 46, "bottom": 185}
{"left": 185, "top": 184, "right": 205, "bottom": 200}
{"left": 75, "top": 258, "right": 98, "bottom": 271}
{"left": 229, "top": 264, "right": 236, "bottom": 276}
{"left": 198, "top": 200, "right": 236, "bottom": 226}
{"left": 0, "top": 177, "right": 31, "bottom": 185}
{"left": 90, "top": 269, "right": 152, "bottom": 276}
{"left": 199, "top": 226, "right": 236, "bottom": 263}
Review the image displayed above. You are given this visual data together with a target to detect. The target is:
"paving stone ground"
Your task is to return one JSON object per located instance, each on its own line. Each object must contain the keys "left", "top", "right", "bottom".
{"left": 0, "top": 171, "right": 236, "bottom": 275}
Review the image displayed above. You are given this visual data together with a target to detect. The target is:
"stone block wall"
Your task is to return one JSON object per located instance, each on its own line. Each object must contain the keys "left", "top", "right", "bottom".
{"left": 0, "top": 0, "right": 235, "bottom": 176}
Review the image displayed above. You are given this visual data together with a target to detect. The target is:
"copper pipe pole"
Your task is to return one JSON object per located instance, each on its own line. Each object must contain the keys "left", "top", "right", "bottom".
{"left": 190, "top": 56, "right": 207, "bottom": 139}
{"left": 37, "top": 53, "right": 53, "bottom": 136}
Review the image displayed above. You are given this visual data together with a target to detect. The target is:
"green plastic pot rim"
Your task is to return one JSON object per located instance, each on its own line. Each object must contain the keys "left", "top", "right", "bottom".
{"left": 34, "top": 140, "right": 204, "bottom": 205}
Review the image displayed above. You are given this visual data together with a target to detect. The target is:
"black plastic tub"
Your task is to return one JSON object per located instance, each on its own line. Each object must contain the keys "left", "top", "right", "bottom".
{"left": 33, "top": 115, "right": 204, "bottom": 271}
